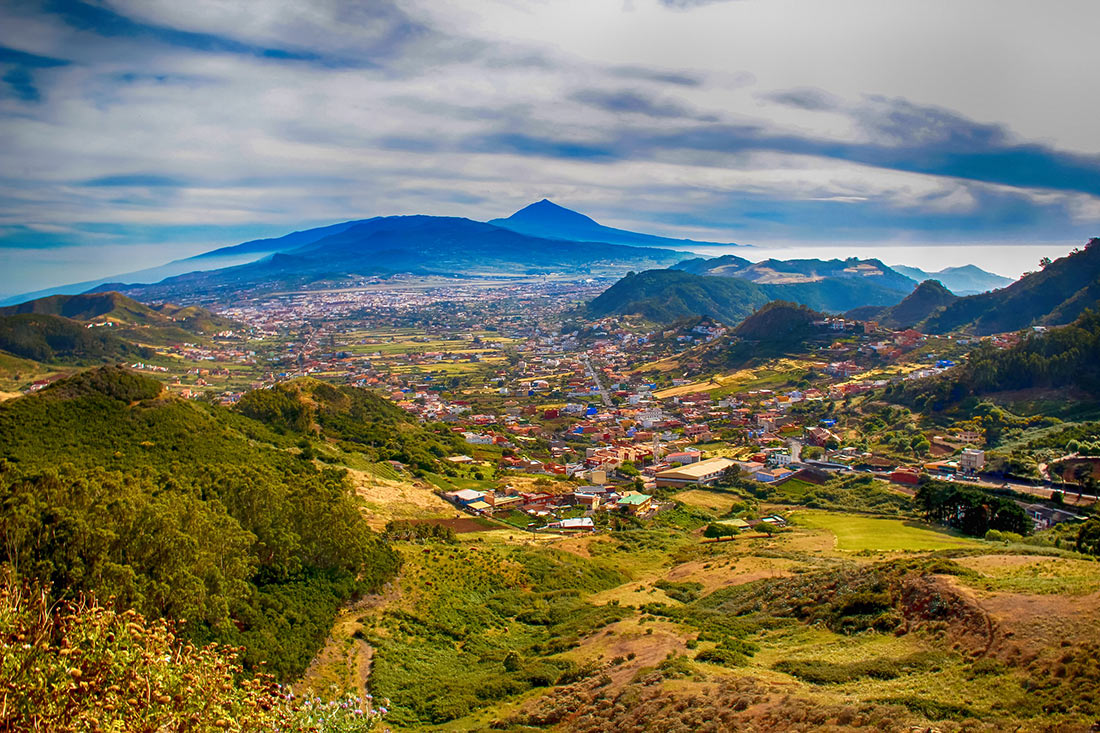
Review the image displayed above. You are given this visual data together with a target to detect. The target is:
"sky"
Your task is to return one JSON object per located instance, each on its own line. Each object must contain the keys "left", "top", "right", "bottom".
{"left": 1, "top": 0, "right": 1099, "bottom": 295}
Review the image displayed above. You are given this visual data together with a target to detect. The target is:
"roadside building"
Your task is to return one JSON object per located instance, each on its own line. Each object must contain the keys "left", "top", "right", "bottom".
{"left": 959, "top": 448, "right": 985, "bottom": 474}
{"left": 654, "top": 457, "right": 736, "bottom": 488}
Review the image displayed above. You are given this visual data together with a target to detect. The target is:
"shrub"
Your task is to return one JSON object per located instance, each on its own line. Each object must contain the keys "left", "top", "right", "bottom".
{"left": 0, "top": 570, "right": 385, "bottom": 731}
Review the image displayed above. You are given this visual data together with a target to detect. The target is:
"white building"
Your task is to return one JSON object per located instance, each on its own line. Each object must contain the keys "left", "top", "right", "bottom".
{"left": 959, "top": 448, "right": 985, "bottom": 473}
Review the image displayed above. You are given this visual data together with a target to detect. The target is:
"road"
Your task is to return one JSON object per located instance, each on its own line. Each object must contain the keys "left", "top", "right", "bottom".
{"left": 581, "top": 353, "right": 613, "bottom": 407}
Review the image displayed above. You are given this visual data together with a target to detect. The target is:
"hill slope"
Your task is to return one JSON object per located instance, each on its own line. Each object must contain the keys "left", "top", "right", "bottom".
{"left": 587, "top": 270, "right": 770, "bottom": 324}
{"left": 490, "top": 199, "right": 745, "bottom": 249}
{"left": 920, "top": 239, "right": 1100, "bottom": 335}
{"left": 589, "top": 268, "right": 909, "bottom": 324}
{"left": 0, "top": 367, "right": 405, "bottom": 679}
{"left": 846, "top": 280, "right": 959, "bottom": 329}
{"left": 0, "top": 313, "right": 153, "bottom": 363}
{"left": 0, "top": 291, "right": 238, "bottom": 333}
{"left": 897, "top": 308, "right": 1100, "bottom": 411}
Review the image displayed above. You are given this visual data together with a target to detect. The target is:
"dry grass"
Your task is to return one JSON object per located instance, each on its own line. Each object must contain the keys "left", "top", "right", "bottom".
{"left": 673, "top": 488, "right": 743, "bottom": 514}
{"left": 346, "top": 469, "right": 457, "bottom": 530}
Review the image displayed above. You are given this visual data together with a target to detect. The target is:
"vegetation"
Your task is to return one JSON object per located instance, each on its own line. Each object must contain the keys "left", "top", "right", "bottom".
{"left": 846, "top": 279, "right": 958, "bottom": 329}
{"left": 236, "top": 378, "right": 466, "bottom": 474}
{"left": 0, "top": 570, "right": 384, "bottom": 731}
{"left": 0, "top": 313, "right": 152, "bottom": 363}
{"left": 366, "top": 544, "right": 626, "bottom": 726}
{"left": 586, "top": 269, "right": 768, "bottom": 325}
{"left": 0, "top": 367, "right": 400, "bottom": 680}
{"left": 920, "top": 238, "right": 1100, "bottom": 335}
{"left": 914, "top": 479, "right": 1032, "bottom": 537}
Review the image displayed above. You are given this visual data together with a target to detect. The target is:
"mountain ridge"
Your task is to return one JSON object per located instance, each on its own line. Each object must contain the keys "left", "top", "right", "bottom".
{"left": 490, "top": 199, "right": 746, "bottom": 249}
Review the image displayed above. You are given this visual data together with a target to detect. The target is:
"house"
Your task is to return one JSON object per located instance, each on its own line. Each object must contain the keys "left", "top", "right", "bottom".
{"left": 573, "top": 492, "right": 601, "bottom": 510}
{"left": 665, "top": 450, "right": 702, "bottom": 465}
{"left": 616, "top": 492, "right": 653, "bottom": 515}
{"left": 1024, "top": 504, "right": 1084, "bottom": 530}
{"left": 754, "top": 468, "right": 796, "bottom": 483}
{"left": 655, "top": 457, "right": 736, "bottom": 488}
{"left": 890, "top": 468, "right": 921, "bottom": 485}
{"left": 449, "top": 488, "right": 486, "bottom": 506}
{"left": 549, "top": 517, "right": 595, "bottom": 532}
{"left": 959, "top": 448, "right": 985, "bottom": 473}
{"left": 805, "top": 426, "right": 839, "bottom": 447}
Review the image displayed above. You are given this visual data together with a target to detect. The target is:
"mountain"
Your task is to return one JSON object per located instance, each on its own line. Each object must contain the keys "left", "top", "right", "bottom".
{"left": 845, "top": 280, "right": 959, "bottom": 329}
{"left": 891, "top": 264, "right": 1012, "bottom": 295}
{"left": 0, "top": 313, "right": 153, "bottom": 363}
{"left": 104, "top": 216, "right": 690, "bottom": 302}
{"left": 588, "top": 266, "right": 910, "bottom": 325}
{"left": 674, "top": 255, "right": 916, "bottom": 293}
{"left": 0, "top": 220, "right": 375, "bottom": 306}
{"left": 490, "top": 199, "right": 746, "bottom": 249}
{"left": 920, "top": 239, "right": 1100, "bottom": 335}
{"left": 587, "top": 269, "right": 770, "bottom": 324}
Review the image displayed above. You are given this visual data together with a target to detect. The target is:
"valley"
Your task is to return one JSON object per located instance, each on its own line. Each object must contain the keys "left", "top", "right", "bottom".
{"left": 2, "top": 218, "right": 1099, "bottom": 732}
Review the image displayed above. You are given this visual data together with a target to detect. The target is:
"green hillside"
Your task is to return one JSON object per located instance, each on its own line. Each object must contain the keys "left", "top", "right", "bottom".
{"left": 588, "top": 268, "right": 907, "bottom": 325}
{"left": 236, "top": 377, "right": 466, "bottom": 473}
{"left": 0, "top": 366, "right": 401, "bottom": 680}
{"left": 895, "top": 308, "right": 1100, "bottom": 411}
{"left": 0, "top": 291, "right": 241, "bottom": 344}
{"left": 0, "top": 313, "right": 153, "bottom": 363}
{"left": 846, "top": 279, "right": 959, "bottom": 329}
{"left": 921, "top": 239, "right": 1100, "bottom": 335}
{"left": 587, "top": 269, "right": 770, "bottom": 324}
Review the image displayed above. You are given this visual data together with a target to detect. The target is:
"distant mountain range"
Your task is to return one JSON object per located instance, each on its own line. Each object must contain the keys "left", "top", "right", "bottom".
{"left": 674, "top": 254, "right": 916, "bottom": 293}
{"left": 596, "top": 238, "right": 1100, "bottom": 335}
{"left": 889, "top": 264, "right": 1012, "bottom": 295}
{"left": 0, "top": 199, "right": 1022, "bottom": 310}
{"left": 489, "top": 199, "right": 745, "bottom": 250}
{"left": 85, "top": 216, "right": 687, "bottom": 303}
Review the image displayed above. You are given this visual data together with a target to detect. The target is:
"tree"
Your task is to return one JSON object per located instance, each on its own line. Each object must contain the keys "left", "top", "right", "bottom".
{"left": 1076, "top": 520, "right": 1100, "bottom": 556}
{"left": 1039, "top": 256, "right": 1053, "bottom": 268}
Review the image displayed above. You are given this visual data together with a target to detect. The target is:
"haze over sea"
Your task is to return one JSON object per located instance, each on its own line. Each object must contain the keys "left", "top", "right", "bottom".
{"left": 692, "top": 243, "right": 1076, "bottom": 280}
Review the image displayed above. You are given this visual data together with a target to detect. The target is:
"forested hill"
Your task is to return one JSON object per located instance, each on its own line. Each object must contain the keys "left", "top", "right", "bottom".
{"left": 587, "top": 268, "right": 907, "bottom": 324}
{"left": 896, "top": 309, "right": 1100, "bottom": 411}
{"left": 587, "top": 269, "right": 770, "bottom": 324}
{"left": 0, "top": 312, "right": 154, "bottom": 363}
{"left": 845, "top": 280, "right": 959, "bottom": 329}
{"left": 0, "top": 367, "right": 404, "bottom": 679}
{"left": 236, "top": 377, "right": 466, "bottom": 472}
{"left": 919, "top": 239, "right": 1100, "bottom": 335}
{"left": 0, "top": 291, "right": 237, "bottom": 332}
{"left": 0, "top": 291, "right": 243, "bottom": 347}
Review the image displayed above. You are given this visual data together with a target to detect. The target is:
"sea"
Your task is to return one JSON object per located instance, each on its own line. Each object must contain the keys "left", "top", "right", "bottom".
{"left": 682, "top": 243, "right": 1080, "bottom": 280}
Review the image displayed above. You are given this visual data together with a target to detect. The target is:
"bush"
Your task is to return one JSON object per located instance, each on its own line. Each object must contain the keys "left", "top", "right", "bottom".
{"left": 0, "top": 570, "right": 385, "bottom": 731}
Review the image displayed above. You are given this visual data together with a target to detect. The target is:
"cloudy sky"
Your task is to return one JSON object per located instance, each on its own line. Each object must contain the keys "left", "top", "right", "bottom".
{"left": 2, "top": 0, "right": 1099, "bottom": 294}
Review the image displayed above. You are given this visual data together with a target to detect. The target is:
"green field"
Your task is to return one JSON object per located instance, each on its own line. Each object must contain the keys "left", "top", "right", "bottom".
{"left": 792, "top": 509, "right": 982, "bottom": 552}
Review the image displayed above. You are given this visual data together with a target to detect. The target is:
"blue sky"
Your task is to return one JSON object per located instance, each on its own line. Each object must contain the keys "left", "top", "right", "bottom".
{"left": 1, "top": 0, "right": 1099, "bottom": 295}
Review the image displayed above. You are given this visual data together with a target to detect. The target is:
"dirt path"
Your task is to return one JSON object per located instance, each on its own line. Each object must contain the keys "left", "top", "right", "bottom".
{"left": 296, "top": 585, "right": 400, "bottom": 698}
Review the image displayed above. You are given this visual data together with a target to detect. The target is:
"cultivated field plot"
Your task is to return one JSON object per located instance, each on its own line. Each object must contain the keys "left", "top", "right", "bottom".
{"left": 791, "top": 509, "right": 982, "bottom": 552}
{"left": 672, "top": 488, "right": 742, "bottom": 514}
